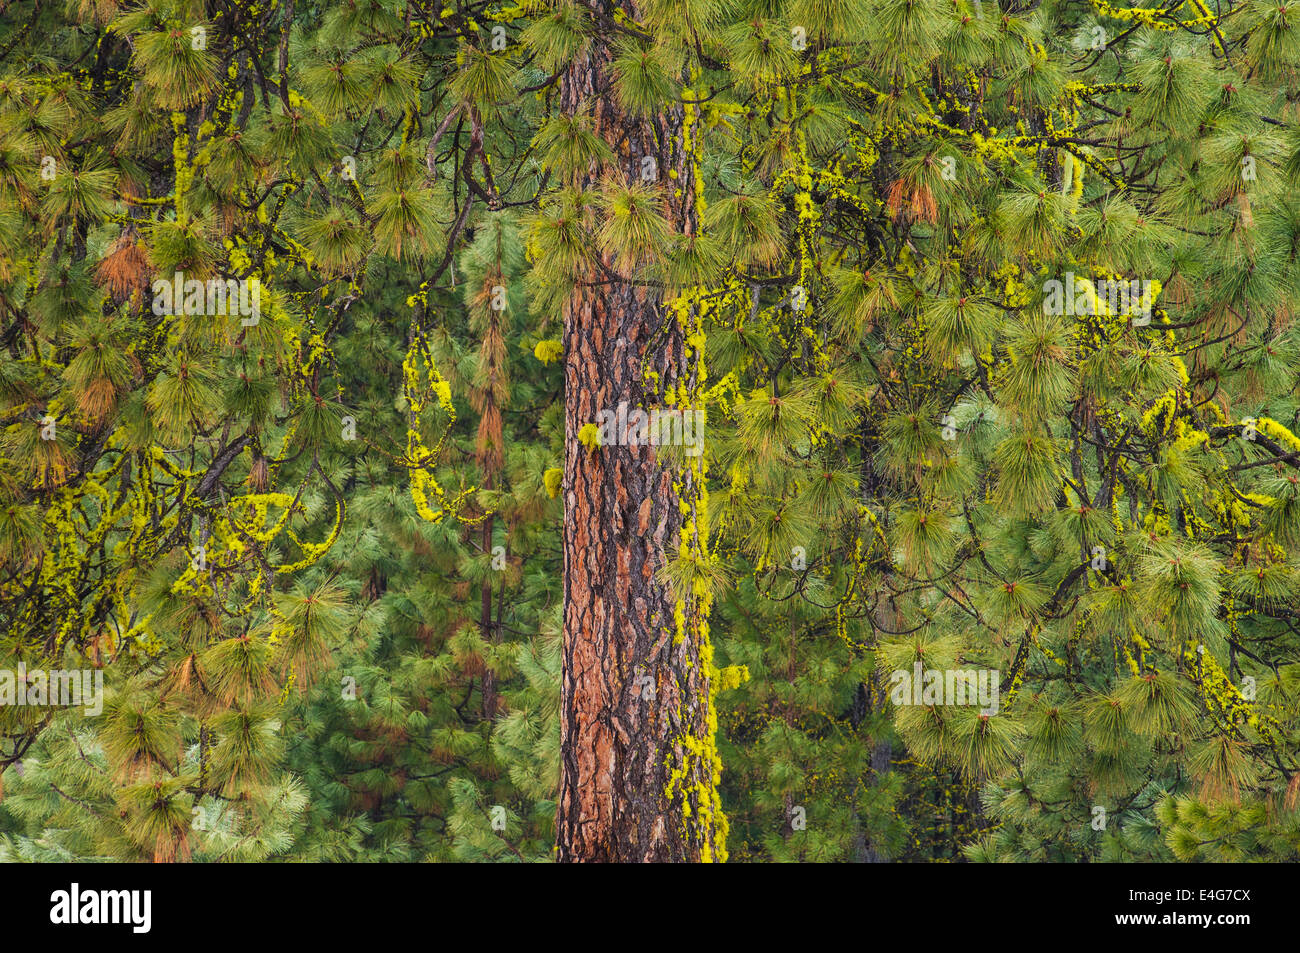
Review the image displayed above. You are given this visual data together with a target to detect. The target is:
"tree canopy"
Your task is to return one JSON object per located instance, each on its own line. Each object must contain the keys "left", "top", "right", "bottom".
{"left": 3, "top": 0, "right": 1300, "bottom": 862}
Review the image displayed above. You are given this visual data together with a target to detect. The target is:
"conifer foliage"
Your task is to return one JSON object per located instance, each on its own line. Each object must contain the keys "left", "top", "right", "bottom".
{"left": 3, "top": 0, "right": 1300, "bottom": 864}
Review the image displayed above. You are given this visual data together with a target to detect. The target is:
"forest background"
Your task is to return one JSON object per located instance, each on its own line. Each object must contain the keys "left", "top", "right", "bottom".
{"left": 3, "top": 0, "right": 1300, "bottom": 862}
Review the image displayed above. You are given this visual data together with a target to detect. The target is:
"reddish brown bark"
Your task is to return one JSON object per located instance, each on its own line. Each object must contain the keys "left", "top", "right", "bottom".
{"left": 555, "top": 2, "right": 721, "bottom": 863}
{"left": 474, "top": 267, "right": 507, "bottom": 721}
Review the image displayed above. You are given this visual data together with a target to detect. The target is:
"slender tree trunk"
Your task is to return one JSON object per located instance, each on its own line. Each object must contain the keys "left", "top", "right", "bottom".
{"left": 480, "top": 500, "right": 497, "bottom": 720}
{"left": 474, "top": 248, "right": 507, "bottom": 721}
{"left": 555, "top": 1, "right": 723, "bottom": 863}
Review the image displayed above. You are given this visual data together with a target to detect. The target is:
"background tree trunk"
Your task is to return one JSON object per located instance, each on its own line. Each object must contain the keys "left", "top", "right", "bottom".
{"left": 555, "top": 1, "right": 722, "bottom": 863}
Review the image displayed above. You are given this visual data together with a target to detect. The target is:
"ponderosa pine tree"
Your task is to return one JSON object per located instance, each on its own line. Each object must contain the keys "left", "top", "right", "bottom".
{"left": 7, "top": 0, "right": 1300, "bottom": 866}
{"left": 543, "top": 1, "right": 730, "bottom": 863}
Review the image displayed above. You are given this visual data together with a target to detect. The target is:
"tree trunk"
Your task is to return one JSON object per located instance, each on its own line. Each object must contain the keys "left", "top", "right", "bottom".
{"left": 555, "top": 1, "right": 724, "bottom": 863}
{"left": 480, "top": 503, "right": 497, "bottom": 721}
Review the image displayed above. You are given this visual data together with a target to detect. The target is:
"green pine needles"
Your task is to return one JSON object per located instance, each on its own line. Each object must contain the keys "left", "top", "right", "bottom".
{"left": 3, "top": 0, "right": 1300, "bottom": 863}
